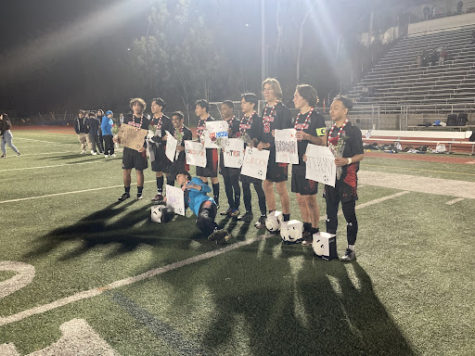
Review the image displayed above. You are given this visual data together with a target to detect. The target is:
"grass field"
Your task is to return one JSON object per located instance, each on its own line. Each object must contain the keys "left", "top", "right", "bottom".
{"left": 0, "top": 128, "right": 474, "bottom": 355}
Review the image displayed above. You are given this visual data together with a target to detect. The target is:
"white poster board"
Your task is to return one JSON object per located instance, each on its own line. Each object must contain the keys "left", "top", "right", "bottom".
{"left": 223, "top": 138, "right": 245, "bottom": 168}
{"left": 274, "top": 128, "right": 298, "bottom": 164}
{"left": 185, "top": 141, "right": 207, "bottom": 167}
{"left": 204, "top": 121, "right": 229, "bottom": 148}
{"left": 165, "top": 130, "right": 177, "bottom": 162}
{"left": 166, "top": 185, "right": 185, "bottom": 216}
{"left": 241, "top": 147, "right": 270, "bottom": 180}
{"left": 305, "top": 144, "right": 336, "bottom": 187}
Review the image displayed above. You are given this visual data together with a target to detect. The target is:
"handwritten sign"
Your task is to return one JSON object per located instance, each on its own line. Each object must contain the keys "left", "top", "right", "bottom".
{"left": 165, "top": 130, "right": 177, "bottom": 162}
{"left": 117, "top": 124, "right": 148, "bottom": 151}
{"left": 204, "top": 121, "right": 228, "bottom": 148}
{"left": 223, "top": 138, "right": 244, "bottom": 168}
{"left": 241, "top": 147, "right": 270, "bottom": 180}
{"left": 305, "top": 144, "right": 336, "bottom": 187}
{"left": 275, "top": 128, "right": 298, "bottom": 164}
{"left": 166, "top": 185, "right": 185, "bottom": 216}
{"left": 185, "top": 141, "right": 207, "bottom": 167}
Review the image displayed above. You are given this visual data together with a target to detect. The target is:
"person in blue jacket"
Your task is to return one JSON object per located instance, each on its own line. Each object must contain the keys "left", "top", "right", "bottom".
{"left": 175, "top": 171, "right": 231, "bottom": 242}
{"left": 101, "top": 110, "right": 115, "bottom": 158}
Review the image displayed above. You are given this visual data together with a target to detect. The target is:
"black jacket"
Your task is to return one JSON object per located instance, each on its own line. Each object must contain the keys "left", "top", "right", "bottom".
{"left": 74, "top": 117, "right": 89, "bottom": 134}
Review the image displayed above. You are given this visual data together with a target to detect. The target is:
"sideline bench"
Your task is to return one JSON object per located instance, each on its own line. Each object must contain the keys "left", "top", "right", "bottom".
{"left": 362, "top": 130, "right": 475, "bottom": 155}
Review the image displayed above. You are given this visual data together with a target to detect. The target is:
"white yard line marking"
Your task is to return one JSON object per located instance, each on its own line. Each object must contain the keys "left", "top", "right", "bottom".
{"left": 319, "top": 191, "right": 410, "bottom": 221}
{"left": 0, "top": 190, "right": 410, "bottom": 327}
{"left": 15, "top": 137, "right": 70, "bottom": 145}
{"left": 12, "top": 151, "right": 77, "bottom": 157}
{"left": 0, "top": 180, "right": 155, "bottom": 205}
{"left": 445, "top": 197, "right": 464, "bottom": 205}
{"left": 0, "top": 160, "right": 103, "bottom": 173}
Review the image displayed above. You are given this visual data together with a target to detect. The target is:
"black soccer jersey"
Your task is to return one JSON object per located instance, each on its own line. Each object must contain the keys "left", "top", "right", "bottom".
{"left": 196, "top": 116, "right": 215, "bottom": 140}
{"left": 150, "top": 114, "right": 173, "bottom": 140}
{"left": 123, "top": 114, "right": 151, "bottom": 131}
{"left": 260, "top": 102, "right": 292, "bottom": 145}
{"left": 238, "top": 112, "right": 262, "bottom": 146}
{"left": 225, "top": 116, "right": 241, "bottom": 138}
{"left": 293, "top": 109, "right": 326, "bottom": 174}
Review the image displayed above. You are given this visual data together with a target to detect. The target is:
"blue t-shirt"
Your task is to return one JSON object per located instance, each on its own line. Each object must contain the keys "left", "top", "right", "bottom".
{"left": 185, "top": 177, "right": 215, "bottom": 216}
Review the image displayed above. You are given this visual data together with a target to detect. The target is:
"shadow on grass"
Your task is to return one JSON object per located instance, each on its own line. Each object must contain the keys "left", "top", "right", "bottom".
{"left": 158, "top": 238, "right": 414, "bottom": 355}
{"left": 23, "top": 200, "right": 214, "bottom": 261}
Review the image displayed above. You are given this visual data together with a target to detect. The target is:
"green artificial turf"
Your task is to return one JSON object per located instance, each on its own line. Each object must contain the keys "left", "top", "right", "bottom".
{"left": 0, "top": 130, "right": 474, "bottom": 355}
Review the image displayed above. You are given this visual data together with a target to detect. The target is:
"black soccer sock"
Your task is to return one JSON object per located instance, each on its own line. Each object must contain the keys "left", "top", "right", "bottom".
{"left": 124, "top": 186, "right": 131, "bottom": 194}
{"left": 156, "top": 176, "right": 164, "bottom": 193}
{"left": 137, "top": 186, "right": 143, "bottom": 195}
{"left": 303, "top": 222, "right": 312, "bottom": 232}
{"left": 283, "top": 213, "right": 290, "bottom": 222}
{"left": 212, "top": 183, "right": 220, "bottom": 204}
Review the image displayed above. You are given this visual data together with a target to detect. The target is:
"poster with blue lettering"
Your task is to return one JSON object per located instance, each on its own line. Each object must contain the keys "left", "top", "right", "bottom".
{"left": 223, "top": 138, "right": 244, "bottom": 168}
{"left": 275, "top": 129, "right": 298, "bottom": 164}
{"left": 204, "top": 121, "right": 229, "bottom": 148}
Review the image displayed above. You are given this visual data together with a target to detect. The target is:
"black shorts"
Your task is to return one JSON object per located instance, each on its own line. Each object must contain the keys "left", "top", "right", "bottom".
{"left": 219, "top": 150, "right": 241, "bottom": 177}
{"left": 122, "top": 147, "right": 148, "bottom": 171}
{"left": 151, "top": 143, "right": 171, "bottom": 173}
{"left": 196, "top": 148, "right": 218, "bottom": 178}
{"left": 266, "top": 148, "right": 288, "bottom": 182}
{"left": 324, "top": 180, "right": 358, "bottom": 203}
{"left": 291, "top": 171, "right": 318, "bottom": 195}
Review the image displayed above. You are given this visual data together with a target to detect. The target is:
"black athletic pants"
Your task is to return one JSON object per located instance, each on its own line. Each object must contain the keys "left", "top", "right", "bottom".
{"left": 223, "top": 174, "right": 241, "bottom": 210}
{"left": 104, "top": 135, "right": 114, "bottom": 155}
{"left": 325, "top": 183, "right": 358, "bottom": 246}
{"left": 242, "top": 179, "right": 266, "bottom": 216}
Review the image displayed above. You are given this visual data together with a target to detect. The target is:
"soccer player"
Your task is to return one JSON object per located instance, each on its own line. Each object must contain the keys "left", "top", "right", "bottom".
{"left": 116, "top": 98, "right": 151, "bottom": 201}
{"left": 195, "top": 99, "right": 220, "bottom": 206}
{"left": 149, "top": 97, "right": 173, "bottom": 202}
{"left": 219, "top": 100, "right": 241, "bottom": 217}
{"left": 237, "top": 93, "right": 267, "bottom": 228}
{"left": 175, "top": 171, "right": 230, "bottom": 242}
{"left": 166, "top": 111, "right": 192, "bottom": 186}
{"left": 87, "top": 112, "right": 100, "bottom": 156}
{"left": 74, "top": 110, "right": 90, "bottom": 154}
{"left": 258, "top": 78, "right": 292, "bottom": 224}
{"left": 325, "top": 95, "right": 364, "bottom": 262}
{"left": 0, "top": 113, "right": 21, "bottom": 157}
{"left": 96, "top": 109, "right": 105, "bottom": 153}
{"left": 292, "top": 84, "right": 327, "bottom": 245}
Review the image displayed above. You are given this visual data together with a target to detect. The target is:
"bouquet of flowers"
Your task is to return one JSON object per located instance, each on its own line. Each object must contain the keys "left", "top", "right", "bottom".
{"left": 328, "top": 133, "right": 348, "bottom": 180}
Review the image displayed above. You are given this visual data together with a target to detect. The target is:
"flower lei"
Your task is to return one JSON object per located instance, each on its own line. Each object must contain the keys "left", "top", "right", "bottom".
{"left": 294, "top": 108, "right": 314, "bottom": 131}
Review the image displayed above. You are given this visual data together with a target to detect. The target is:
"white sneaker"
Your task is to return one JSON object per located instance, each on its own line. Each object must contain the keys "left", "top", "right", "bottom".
{"left": 112, "top": 153, "right": 116, "bottom": 158}
{"left": 104, "top": 155, "right": 109, "bottom": 159}
{"left": 91, "top": 151, "right": 97, "bottom": 156}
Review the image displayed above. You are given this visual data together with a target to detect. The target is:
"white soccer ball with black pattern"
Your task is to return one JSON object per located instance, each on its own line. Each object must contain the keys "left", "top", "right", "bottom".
{"left": 280, "top": 220, "right": 303, "bottom": 243}
{"left": 265, "top": 211, "right": 283, "bottom": 232}
{"left": 151, "top": 205, "right": 173, "bottom": 223}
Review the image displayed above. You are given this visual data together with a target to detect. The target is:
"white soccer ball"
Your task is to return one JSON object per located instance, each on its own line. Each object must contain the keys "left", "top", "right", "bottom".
{"left": 280, "top": 220, "right": 303, "bottom": 243}
{"left": 151, "top": 205, "right": 173, "bottom": 223}
{"left": 312, "top": 233, "right": 324, "bottom": 256}
{"left": 265, "top": 211, "right": 283, "bottom": 232}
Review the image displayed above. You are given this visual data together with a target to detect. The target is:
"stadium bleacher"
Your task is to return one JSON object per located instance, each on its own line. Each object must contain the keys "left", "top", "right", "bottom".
{"left": 347, "top": 26, "right": 475, "bottom": 115}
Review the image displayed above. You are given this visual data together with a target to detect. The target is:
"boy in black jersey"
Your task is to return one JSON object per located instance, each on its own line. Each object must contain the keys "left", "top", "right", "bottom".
{"left": 149, "top": 97, "right": 173, "bottom": 202}
{"left": 236, "top": 93, "right": 267, "bottom": 228}
{"left": 166, "top": 111, "right": 193, "bottom": 186}
{"left": 292, "top": 84, "right": 327, "bottom": 245}
{"left": 326, "top": 96, "right": 364, "bottom": 262}
{"left": 258, "top": 78, "right": 293, "bottom": 224}
{"left": 116, "top": 98, "right": 151, "bottom": 201}
{"left": 195, "top": 99, "right": 220, "bottom": 206}
{"left": 219, "top": 100, "right": 241, "bottom": 217}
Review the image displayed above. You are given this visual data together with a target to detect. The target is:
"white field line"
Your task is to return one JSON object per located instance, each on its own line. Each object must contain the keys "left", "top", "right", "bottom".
{"left": 319, "top": 190, "right": 410, "bottom": 221}
{"left": 0, "top": 160, "right": 103, "bottom": 173}
{"left": 445, "top": 197, "right": 464, "bottom": 205}
{"left": 13, "top": 151, "right": 77, "bottom": 157}
{"left": 0, "top": 190, "right": 410, "bottom": 327}
{"left": 0, "top": 180, "right": 156, "bottom": 205}
{"left": 14, "top": 137, "right": 70, "bottom": 145}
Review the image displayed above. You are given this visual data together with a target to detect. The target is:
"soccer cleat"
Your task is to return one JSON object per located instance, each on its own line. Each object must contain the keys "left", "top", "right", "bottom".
{"left": 111, "top": 153, "right": 117, "bottom": 158}
{"left": 340, "top": 248, "right": 356, "bottom": 262}
{"left": 230, "top": 209, "right": 240, "bottom": 218}
{"left": 16, "top": 152, "right": 21, "bottom": 156}
{"left": 208, "top": 229, "right": 231, "bottom": 244}
{"left": 254, "top": 215, "right": 266, "bottom": 229}
{"left": 118, "top": 192, "right": 130, "bottom": 201}
{"left": 301, "top": 231, "right": 314, "bottom": 247}
{"left": 91, "top": 151, "right": 97, "bottom": 156}
{"left": 220, "top": 208, "right": 233, "bottom": 216}
{"left": 0, "top": 154, "right": 5, "bottom": 158}
{"left": 151, "top": 194, "right": 164, "bottom": 202}
{"left": 137, "top": 193, "right": 143, "bottom": 200}
{"left": 237, "top": 211, "right": 253, "bottom": 223}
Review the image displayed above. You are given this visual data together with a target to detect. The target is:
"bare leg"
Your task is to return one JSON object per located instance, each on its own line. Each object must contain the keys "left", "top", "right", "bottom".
{"left": 306, "top": 194, "right": 320, "bottom": 229}
{"left": 263, "top": 180, "right": 275, "bottom": 212}
{"left": 123, "top": 169, "right": 132, "bottom": 187}
{"left": 276, "top": 181, "right": 290, "bottom": 214}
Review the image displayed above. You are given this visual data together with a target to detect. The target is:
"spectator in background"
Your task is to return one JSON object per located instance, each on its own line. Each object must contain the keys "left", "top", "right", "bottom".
{"left": 430, "top": 49, "right": 439, "bottom": 66}
{"left": 422, "top": 49, "right": 429, "bottom": 66}
{"left": 423, "top": 6, "right": 431, "bottom": 20}
{"left": 101, "top": 110, "right": 115, "bottom": 158}
{"left": 0, "top": 113, "right": 21, "bottom": 158}
{"left": 439, "top": 47, "right": 448, "bottom": 65}
{"left": 88, "top": 111, "right": 100, "bottom": 155}
{"left": 96, "top": 109, "right": 105, "bottom": 153}
{"left": 74, "top": 110, "right": 90, "bottom": 154}
{"left": 119, "top": 113, "right": 124, "bottom": 125}
{"left": 457, "top": 1, "right": 464, "bottom": 14}
{"left": 472, "top": 30, "right": 475, "bottom": 44}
